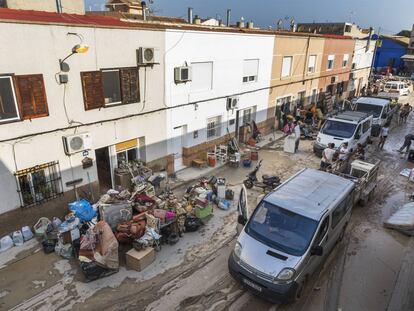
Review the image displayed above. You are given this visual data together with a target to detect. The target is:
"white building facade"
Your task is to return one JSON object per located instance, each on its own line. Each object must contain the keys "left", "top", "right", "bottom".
{"left": 0, "top": 14, "right": 168, "bottom": 214}
{"left": 350, "top": 39, "right": 375, "bottom": 96}
{"left": 164, "top": 29, "right": 274, "bottom": 170}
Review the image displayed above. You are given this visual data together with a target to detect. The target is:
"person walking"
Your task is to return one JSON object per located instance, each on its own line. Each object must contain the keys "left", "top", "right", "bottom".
{"left": 339, "top": 142, "right": 350, "bottom": 161}
{"left": 398, "top": 134, "right": 414, "bottom": 153}
{"left": 320, "top": 143, "right": 336, "bottom": 171}
{"left": 378, "top": 124, "right": 389, "bottom": 150}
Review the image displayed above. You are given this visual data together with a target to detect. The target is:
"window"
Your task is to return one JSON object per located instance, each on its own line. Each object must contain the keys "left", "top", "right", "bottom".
{"left": 115, "top": 139, "right": 140, "bottom": 168}
{"left": 191, "top": 62, "right": 213, "bottom": 91}
{"left": 102, "top": 70, "right": 122, "bottom": 105}
{"left": 310, "top": 89, "right": 318, "bottom": 104}
{"left": 362, "top": 120, "right": 371, "bottom": 133}
{"left": 342, "top": 54, "right": 349, "bottom": 68}
{"left": 297, "top": 91, "right": 306, "bottom": 108}
{"left": 207, "top": 116, "right": 221, "bottom": 139}
{"left": 81, "top": 68, "right": 140, "bottom": 110}
{"left": 242, "top": 106, "right": 256, "bottom": 125}
{"left": 332, "top": 194, "right": 352, "bottom": 228}
{"left": 281, "top": 56, "right": 293, "bottom": 78}
{"left": 0, "top": 76, "right": 19, "bottom": 123}
{"left": 308, "top": 55, "right": 317, "bottom": 73}
{"left": 327, "top": 55, "right": 335, "bottom": 70}
{"left": 243, "top": 59, "right": 259, "bottom": 83}
{"left": 15, "top": 161, "right": 63, "bottom": 208}
{"left": 314, "top": 217, "right": 329, "bottom": 246}
{"left": 14, "top": 74, "right": 49, "bottom": 120}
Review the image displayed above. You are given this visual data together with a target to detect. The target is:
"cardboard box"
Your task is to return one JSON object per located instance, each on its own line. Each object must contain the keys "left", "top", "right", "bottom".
{"left": 126, "top": 247, "right": 155, "bottom": 271}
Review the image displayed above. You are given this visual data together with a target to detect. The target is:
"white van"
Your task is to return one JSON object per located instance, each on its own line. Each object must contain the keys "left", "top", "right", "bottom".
{"left": 381, "top": 81, "right": 410, "bottom": 97}
{"left": 354, "top": 97, "right": 394, "bottom": 136}
{"left": 228, "top": 169, "right": 355, "bottom": 303}
{"left": 313, "top": 111, "right": 372, "bottom": 156}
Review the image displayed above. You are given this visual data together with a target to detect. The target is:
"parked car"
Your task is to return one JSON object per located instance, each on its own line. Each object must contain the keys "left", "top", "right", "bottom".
{"left": 313, "top": 111, "right": 373, "bottom": 156}
{"left": 228, "top": 169, "right": 355, "bottom": 303}
{"left": 354, "top": 97, "right": 396, "bottom": 136}
{"left": 379, "top": 81, "right": 410, "bottom": 98}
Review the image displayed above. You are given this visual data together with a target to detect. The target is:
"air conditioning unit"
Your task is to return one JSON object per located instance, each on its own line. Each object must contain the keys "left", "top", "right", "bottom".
{"left": 63, "top": 133, "right": 92, "bottom": 155}
{"left": 174, "top": 66, "right": 192, "bottom": 83}
{"left": 137, "top": 47, "right": 155, "bottom": 65}
{"left": 226, "top": 96, "right": 239, "bottom": 110}
{"left": 331, "top": 76, "right": 338, "bottom": 84}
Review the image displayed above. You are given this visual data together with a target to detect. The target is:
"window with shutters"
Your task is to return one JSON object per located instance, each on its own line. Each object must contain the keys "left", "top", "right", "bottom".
{"left": 242, "top": 59, "right": 259, "bottom": 83}
{"left": 308, "top": 55, "right": 317, "bottom": 73}
{"left": 281, "top": 56, "right": 293, "bottom": 78}
{"left": 14, "top": 74, "right": 49, "bottom": 120}
{"left": 327, "top": 55, "right": 335, "bottom": 70}
{"left": 81, "top": 68, "right": 140, "bottom": 110}
{"left": 342, "top": 54, "right": 349, "bottom": 68}
{"left": 207, "top": 116, "right": 221, "bottom": 139}
{"left": 0, "top": 76, "right": 20, "bottom": 123}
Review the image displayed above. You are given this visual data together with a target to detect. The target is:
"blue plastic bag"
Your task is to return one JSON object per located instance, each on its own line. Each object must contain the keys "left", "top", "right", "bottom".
{"left": 68, "top": 199, "right": 96, "bottom": 222}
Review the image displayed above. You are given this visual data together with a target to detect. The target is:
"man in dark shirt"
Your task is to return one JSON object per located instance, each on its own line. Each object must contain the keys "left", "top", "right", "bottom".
{"left": 398, "top": 134, "right": 414, "bottom": 153}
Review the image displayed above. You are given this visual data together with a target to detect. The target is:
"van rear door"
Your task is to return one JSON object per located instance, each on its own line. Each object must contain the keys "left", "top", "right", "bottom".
{"left": 237, "top": 185, "right": 250, "bottom": 234}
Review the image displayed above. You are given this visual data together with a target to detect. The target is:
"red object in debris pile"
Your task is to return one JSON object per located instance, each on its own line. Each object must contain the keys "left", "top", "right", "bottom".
{"left": 251, "top": 151, "right": 259, "bottom": 161}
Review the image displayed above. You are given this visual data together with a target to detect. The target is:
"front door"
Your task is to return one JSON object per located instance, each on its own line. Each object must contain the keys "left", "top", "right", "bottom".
{"left": 95, "top": 147, "right": 112, "bottom": 192}
{"left": 237, "top": 185, "right": 250, "bottom": 235}
{"left": 172, "top": 125, "right": 187, "bottom": 172}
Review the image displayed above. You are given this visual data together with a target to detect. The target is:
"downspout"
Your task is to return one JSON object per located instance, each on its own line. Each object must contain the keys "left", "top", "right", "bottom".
{"left": 55, "top": 0, "right": 62, "bottom": 13}
{"left": 302, "top": 35, "right": 311, "bottom": 85}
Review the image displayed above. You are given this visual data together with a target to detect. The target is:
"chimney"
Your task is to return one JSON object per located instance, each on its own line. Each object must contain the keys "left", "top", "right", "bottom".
{"left": 237, "top": 17, "right": 245, "bottom": 28}
{"left": 366, "top": 27, "right": 373, "bottom": 52}
{"left": 247, "top": 21, "right": 254, "bottom": 29}
{"left": 226, "top": 9, "right": 231, "bottom": 27}
{"left": 188, "top": 7, "right": 193, "bottom": 24}
{"left": 194, "top": 15, "right": 201, "bottom": 25}
{"left": 55, "top": 0, "right": 62, "bottom": 13}
{"left": 141, "top": 1, "right": 147, "bottom": 21}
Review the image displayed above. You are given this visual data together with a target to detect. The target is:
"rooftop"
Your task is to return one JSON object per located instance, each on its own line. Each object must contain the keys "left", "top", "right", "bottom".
{"left": 356, "top": 97, "right": 391, "bottom": 106}
{"left": 333, "top": 111, "right": 371, "bottom": 123}
{"left": 264, "top": 168, "right": 354, "bottom": 221}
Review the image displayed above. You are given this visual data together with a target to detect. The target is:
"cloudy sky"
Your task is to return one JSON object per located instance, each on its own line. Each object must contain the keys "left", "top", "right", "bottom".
{"left": 85, "top": 0, "right": 414, "bottom": 34}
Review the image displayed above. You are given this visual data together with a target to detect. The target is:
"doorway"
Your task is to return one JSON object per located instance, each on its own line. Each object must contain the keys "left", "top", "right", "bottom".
{"left": 95, "top": 147, "right": 112, "bottom": 192}
{"left": 172, "top": 125, "right": 187, "bottom": 172}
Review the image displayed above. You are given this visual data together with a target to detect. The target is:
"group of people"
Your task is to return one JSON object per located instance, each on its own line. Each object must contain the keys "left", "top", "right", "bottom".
{"left": 320, "top": 142, "right": 365, "bottom": 171}
{"left": 282, "top": 102, "right": 324, "bottom": 138}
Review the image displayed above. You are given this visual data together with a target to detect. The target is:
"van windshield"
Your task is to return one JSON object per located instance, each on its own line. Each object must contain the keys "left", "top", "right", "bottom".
{"left": 355, "top": 103, "right": 383, "bottom": 118}
{"left": 246, "top": 201, "right": 318, "bottom": 256}
{"left": 321, "top": 120, "right": 357, "bottom": 138}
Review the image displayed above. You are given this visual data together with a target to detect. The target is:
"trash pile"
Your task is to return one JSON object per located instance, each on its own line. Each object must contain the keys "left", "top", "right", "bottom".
{"left": 0, "top": 167, "right": 234, "bottom": 282}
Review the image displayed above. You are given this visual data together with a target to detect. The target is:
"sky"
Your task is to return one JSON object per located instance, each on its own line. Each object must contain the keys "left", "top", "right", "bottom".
{"left": 85, "top": 0, "right": 414, "bottom": 34}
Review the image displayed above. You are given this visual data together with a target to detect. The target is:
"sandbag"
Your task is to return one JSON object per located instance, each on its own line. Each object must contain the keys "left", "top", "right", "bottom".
{"left": 0, "top": 235, "right": 13, "bottom": 252}
{"left": 69, "top": 199, "right": 96, "bottom": 223}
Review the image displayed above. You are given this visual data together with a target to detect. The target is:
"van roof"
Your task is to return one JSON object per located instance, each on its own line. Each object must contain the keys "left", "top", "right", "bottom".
{"left": 330, "top": 110, "right": 371, "bottom": 124}
{"left": 356, "top": 97, "right": 391, "bottom": 107}
{"left": 264, "top": 168, "right": 354, "bottom": 221}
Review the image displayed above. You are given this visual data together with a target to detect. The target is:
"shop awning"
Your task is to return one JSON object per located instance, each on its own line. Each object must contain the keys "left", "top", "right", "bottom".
{"left": 401, "top": 54, "right": 414, "bottom": 61}
{"left": 115, "top": 139, "right": 138, "bottom": 152}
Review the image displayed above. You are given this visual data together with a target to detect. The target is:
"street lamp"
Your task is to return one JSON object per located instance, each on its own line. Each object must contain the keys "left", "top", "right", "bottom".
{"left": 58, "top": 33, "right": 89, "bottom": 83}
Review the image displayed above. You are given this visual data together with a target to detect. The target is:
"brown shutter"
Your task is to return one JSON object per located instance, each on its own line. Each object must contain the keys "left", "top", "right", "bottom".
{"left": 120, "top": 68, "right": 140, "bottom": 104}
{"left": 80, "top": 71, "right": 105, "bottom": 110}
{"left": 14, "top": 74, "right": 49, "bottom": 120}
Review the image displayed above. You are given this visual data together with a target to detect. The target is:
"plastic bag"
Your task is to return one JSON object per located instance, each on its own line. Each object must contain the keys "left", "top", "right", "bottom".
{"left": 55, "top": 240, "right": 73, "bottom": 259}
{"left": 58, "top": 216, "right": 80, "bottom": 233}
{"left": 21, "top": 226, "right": 34, "bottom": 241}
{"left": 0, "top": 235, "right": 13, "bottom": 252}
{"left": 68, "top": 199, "right": 96, "bottom": 223}
{"left": 12, "top": 230, "right": 24, "bottom": 246}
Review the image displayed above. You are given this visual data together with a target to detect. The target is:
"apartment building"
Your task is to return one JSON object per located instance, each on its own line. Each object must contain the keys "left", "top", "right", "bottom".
{"left": 0, "top": 9, "right": 168, "bottom": 215}
{"left": 268, "top": 33, "right": 325, "bottom": 129}
{"left": 351, "top": 39, "right": 376, "bottom": 96}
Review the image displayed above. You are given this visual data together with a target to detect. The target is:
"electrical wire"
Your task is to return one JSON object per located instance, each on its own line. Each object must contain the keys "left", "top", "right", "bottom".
{"left": 0, "top": 65, "right": 372, "bottom": 144}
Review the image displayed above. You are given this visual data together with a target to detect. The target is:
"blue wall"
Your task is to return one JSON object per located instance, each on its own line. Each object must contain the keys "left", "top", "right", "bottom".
{"left": 373, "top": 36, "right": 407, "bottom": 70}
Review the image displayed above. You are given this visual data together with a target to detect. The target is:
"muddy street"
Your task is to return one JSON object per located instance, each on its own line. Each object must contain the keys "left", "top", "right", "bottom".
{"left": 2, "top": 99, "right": 414, "bottom": 311}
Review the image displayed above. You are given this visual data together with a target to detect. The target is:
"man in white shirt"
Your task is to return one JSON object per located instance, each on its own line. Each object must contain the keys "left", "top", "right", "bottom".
{"left": 378, "top": 124, "right": 389, "bottom": 150}
{"left": 339, "top": 142, "right": 350, "bottom": 161}
{"left": 320, "top": 143, "right": 336, "bottom": 171}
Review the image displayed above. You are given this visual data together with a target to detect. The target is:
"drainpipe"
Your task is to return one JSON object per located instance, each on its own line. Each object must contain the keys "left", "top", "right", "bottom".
{"left": 188, "top": 7, "right": 193, "bottom": 24}
{"left": 226, "top": 9, "right": 231, "bottom": 27}
{"left": 141, "top": 1, "right": 147, "bottom": 21}
{"left": 55, "top": 0, "right": 62, "bottom": 13}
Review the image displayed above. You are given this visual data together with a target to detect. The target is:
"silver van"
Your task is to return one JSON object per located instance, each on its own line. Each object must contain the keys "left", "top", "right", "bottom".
{"left": 354, "top": 97, "right": 393, "bottom": 136}
{"left": 228, "top": 168, "right": 355, "bottom": 303}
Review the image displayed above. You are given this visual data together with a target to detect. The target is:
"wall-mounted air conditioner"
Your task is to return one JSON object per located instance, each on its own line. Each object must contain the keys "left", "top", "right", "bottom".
{"left": 63, "top": 133, "right": 92, "bottom": 155}
{"left": 174, "top": 66, "right": 192, "bottom": 83}
{"left": 137, "top": 47, "right": 155, "bottom": 65}
{"left": 226, "top": 96, "right": 239, "bottom": 110}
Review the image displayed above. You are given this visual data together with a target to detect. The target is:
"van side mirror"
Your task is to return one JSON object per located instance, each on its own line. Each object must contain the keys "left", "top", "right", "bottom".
{"left": 310, "top": 245, "right": 323, "bottom": 256}
{"left": 238, "top": 215, "right": 247, "bottom": 226}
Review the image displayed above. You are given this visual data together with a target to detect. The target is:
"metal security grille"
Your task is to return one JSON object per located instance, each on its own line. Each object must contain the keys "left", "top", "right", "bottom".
{"left": 15, "top": 161, "right": 63, "bottom": 208}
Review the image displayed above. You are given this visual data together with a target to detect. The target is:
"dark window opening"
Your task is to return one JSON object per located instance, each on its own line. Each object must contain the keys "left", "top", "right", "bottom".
{"left": 0, "top": 76, "right": 19, "bottom": 122}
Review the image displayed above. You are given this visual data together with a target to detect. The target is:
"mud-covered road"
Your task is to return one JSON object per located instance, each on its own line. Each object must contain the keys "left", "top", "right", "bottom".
{"left": 1, "top": 97, "right": 414, "bottom": 311}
